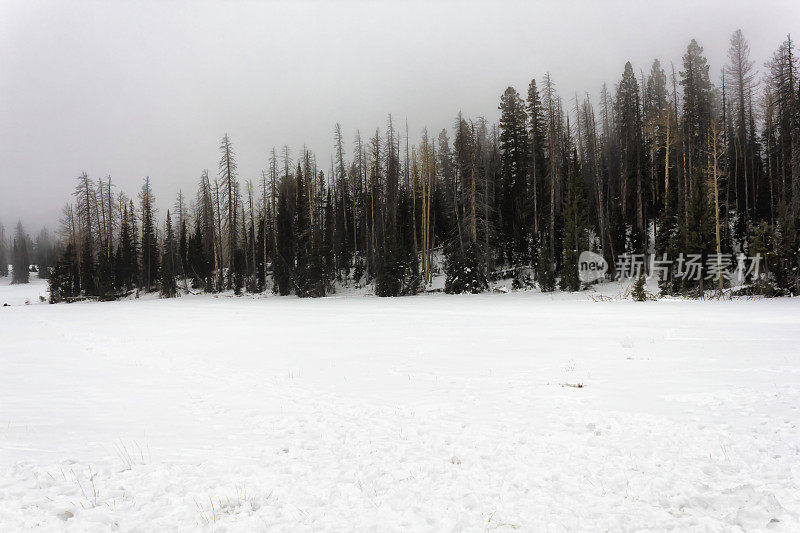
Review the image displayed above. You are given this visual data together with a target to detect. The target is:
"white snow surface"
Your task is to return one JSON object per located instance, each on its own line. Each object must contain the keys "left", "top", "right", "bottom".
{"left": 1, "top": 276, "right": 799, "bottom": 531}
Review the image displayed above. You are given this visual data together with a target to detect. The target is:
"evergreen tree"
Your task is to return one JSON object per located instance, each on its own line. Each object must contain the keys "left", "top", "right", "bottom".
{"left": 11, "top": 222, "right": 30, "bottom": 285}
{"left": 255, "top": 212, "right": 268, "bottom": 292}
{"left": 273, "top": 175, "right": 294, "bottom": 295}
{"left": 322, "top": 188, "right": 336, "bottom": 290}
{"left": 538, "top": 239, "right": 556, "bottom": 292}
{"left": 375, "top": 229, "right": 403, "bottom": 297}
{"left": 656, "top": 203, "right": 682, "bottom": 295}
{"left": 498, "top": 86, "right": 530, "bottom": 264}
{"left": 115, "top": 203, "right": 135, "bottom": 290}
{"left": 179, "top": 215, "right": 188, "bottom": 281}
{"left": 95, "top": 245, "right": 115, "bottom": 299}
{"left": 160, "top": 210, "right": 178, "bottom": 298}
{"left": 140, "top": 178, "right": 159, "bottom": 291}
{"left": 527, "top": 78, "right": 547, "bottom": 247}
{"left": 644, "top": 59, "right": 668, "bottom": 233}
{"left": 615, "top": 61, "right": 647, "bottom": 253}
{"left": 746, "top": 220, "right": 779, "bottom": 295}
{"left": 79, "top": 228, "right": 96, "bottom": 296}
{"left": 444, "top": 240, "right": 487, "bottom": 294}
{"left": 631, "top": 274, "right": 648, "bottom": 301}
{"left": 128, "top": 200, "right": 140, "bottom": 290}
{"left": 0, "top": 223, "right": 7, "bottom": 277}
{"left": 49, "top": 242, "right": 80, "bottom": 303}
{"left": 772, "top": 200, "right": 799, "bottom": 294}
{"left": 306, "top": 169, "right": 327, "bottom": 297}
{"left": 34, "top": 228, "right": 56, "bottom": 279}
{"left": 559, "top": 151, "right": 589, "bottom": 292}
{"left": 681, "top": 173, "right": 716, "bottom": 294}
{"left": 680, "top": 40, "right": 714, "bottom": 205}
{"left": 187, "top": 217, "right": 211, "bottom": 289}
{"left": 293, "top": 162, "right": 311, "bottom": 296}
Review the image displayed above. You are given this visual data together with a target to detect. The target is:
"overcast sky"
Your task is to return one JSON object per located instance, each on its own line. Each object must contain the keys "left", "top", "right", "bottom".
{"left": 1, "top": 0, "right": 798, "bottom": 233}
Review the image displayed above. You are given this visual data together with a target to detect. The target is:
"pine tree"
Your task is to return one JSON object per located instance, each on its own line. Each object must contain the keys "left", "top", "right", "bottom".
{"left": 559, "top": 151, "right": 589, "bottom": 292}
{"left": 79, "top": 227, "right": 96, "bottom": 296}
{"left": 644, "top": 59, "right": 668, "bottom": 236}
{"left": 195, "top": 171, "right": 217, "bottom": 291}
{"left": 498, "top": 86, "right": 529, "bottom": 264}
{"left": 292, "top": 157, "right": 326, "bottom": 298}
{"left": 680, "top": 40, "right": 714, "bottom": 209}
{"left": 11, "top": 222, "right": 30, "bottom": 284}
{"left": 631, "top": 274, "right": 648, "bottom": 301}
{"left": 772, "top": 200, "right": 799, "bottom": 294}
{"left": 538, "top": 240, "right": 556, "bottom": 292}
{"left": 397, "top": 183, "right": 421, "bottom": 295}
{"left": 179, "top": 215, "right": 188, "bottom": 282}
{"left": 527, "top": 78, "right": 547, "bottom": 245}
{"left": 444, "top": 240, "right": 487, "bottom": 294}
{"left": 293, "top": 162, "right": 311, "bottom": 296}
{"left": 323, "top": 187, "right": 336, "bottom": 290}
{"left": 160, "top": 210, "right": 177, "bottom": 298}
{"left": 656, "top": 201, "right": 681, "bottom": 295}
{"left": 128, "top": 200, "right": 140, "bottom": 290}
{"left": 32, "top": 228, "right": 55, "bottom": 279}
{"left": 140, "top": 177, "right": 159, "bottom": 292}
{"left": 746, "top": 220, "right": 779, "bottom": 295}
{"left": 304, "top": 169, "right": 326, "bottom": 298}
{"left": 95, "top": 242, "right": 115, "bottom": 299}
{"left": 725, "top": 30, "right": 762, "bottom": 227}
{"left": 187, "top": 217, "right": 209, "bottom": 289}
{"left": 49, "top": 242, "right": 80, "bottom": 303}
{"left": 115, "top": 203, "right": 135, "bottom": 290}
{"left": 0, "top": 222, "right": 7, "bottom": 277}
{"left": 616, "top": 61, "right": 646, "bottom": 253}
{"left": 681, "top": 172, "right": 716, "bottom": 294}
{"left": 273, "top": 174, "right": 293, "bottom": 295}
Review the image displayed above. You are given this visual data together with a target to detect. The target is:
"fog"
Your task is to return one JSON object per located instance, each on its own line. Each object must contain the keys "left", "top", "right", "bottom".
{"left": 1, "top": 0, "right": 797, "bottom": 232}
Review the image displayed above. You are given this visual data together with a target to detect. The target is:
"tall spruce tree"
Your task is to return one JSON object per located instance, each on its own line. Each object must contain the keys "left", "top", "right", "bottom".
{"left": 293, "top": 162, "right": 313, "bottom": 296}
{"left": 527, "top": 79, "right": 547, "bottom": 251}
{"left": 560, "top": 150, "right": 589, "bottom": 292}
{"left": 160, "top": 210, "right": 177, "bottom": 298}
{"left": 140, "top": 177, "right": 159, "bottom": 291}
{"left": 498, "top": 86, "right": 530, "bottom": 265}
{"left": 273, "top": 172, "right": 294, "bottom": 295}
{"left": 616, "top": 61, "right": 647, "bottom": 253}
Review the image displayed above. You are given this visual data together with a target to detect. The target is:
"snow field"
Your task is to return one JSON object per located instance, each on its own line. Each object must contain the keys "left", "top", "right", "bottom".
{"left": 1, "top": 277, "right": 799, "bottom": 530}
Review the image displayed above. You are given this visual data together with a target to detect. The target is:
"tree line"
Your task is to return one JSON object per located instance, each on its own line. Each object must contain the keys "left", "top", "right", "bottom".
{"left": 3, "top": 31, "right": 798, "bottom": 301}
{"left": 0, "top": 221, "right": 56, "bottom": 286}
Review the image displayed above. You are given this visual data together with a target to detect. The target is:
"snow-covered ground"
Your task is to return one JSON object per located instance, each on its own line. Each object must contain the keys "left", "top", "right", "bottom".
{"left": 1, "top": 276, "right": 799, "bottom": 531}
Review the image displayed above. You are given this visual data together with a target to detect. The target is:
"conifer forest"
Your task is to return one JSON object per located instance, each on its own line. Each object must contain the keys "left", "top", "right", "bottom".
{"left": 3, "top": 31, "right": 799, "bottom": 301}
{"left": 3, "top": 4, "right": 800, "bottom": 530}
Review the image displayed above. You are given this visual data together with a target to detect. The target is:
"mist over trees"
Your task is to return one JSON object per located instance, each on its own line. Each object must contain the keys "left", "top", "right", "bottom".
{"left": 11, "top": 222, "right": 30, "bottom": 284}
{"left": 0, "top": 223, "right": 8, "bottom": 277}
{"left": 15, "top": 31, "right": 799, "bottom": 301}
